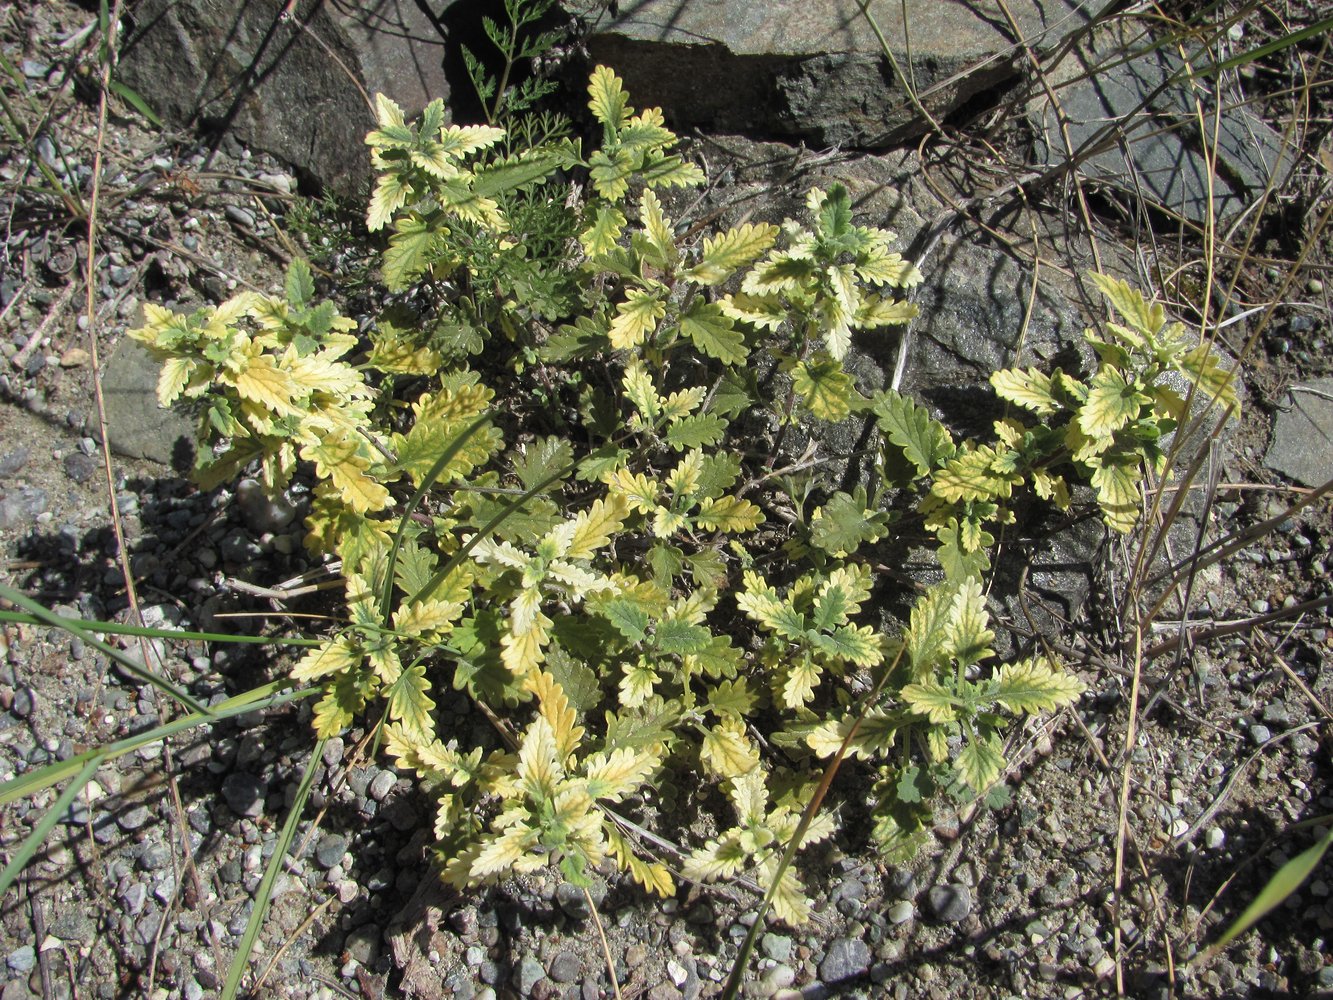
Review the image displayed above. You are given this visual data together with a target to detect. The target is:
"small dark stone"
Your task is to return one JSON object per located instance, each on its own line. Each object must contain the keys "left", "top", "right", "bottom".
{"left": 928, "top": 883, "right": 972, "bottom": 922}
{"left": 548, "top": 950, "right": 580, "bottom": 983}
{"left": 314, "top": 833, "right": 349, "bottom": 869}
{"left": 819, "top": 936, "right": 871, "bottom": 984}
{"left": 221, "top": 772, "right": 266, "bottom": 817}
{"left": 0, "top": 448, "right": 29, "bottom": 475}
{"left": 10, "top": 686, "right": 35, "bottom": 719}
{"left": 555, "top": 881, "right": 591, "bottom": 920}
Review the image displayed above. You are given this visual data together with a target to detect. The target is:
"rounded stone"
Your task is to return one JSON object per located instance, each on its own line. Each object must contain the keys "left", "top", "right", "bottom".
{"left": 221, "top": 773, "right": 266, "bottom": 817}
{"left": 927, "top": 883, "right": 972, "bottom": 922}
{"left": 548, "top": 950, "right": 580, "bottom": 983}
{"left": 887, "top": 900, "right": 914, "bottom": 924}
{"left": 368, "top": 769, "right": 397, "bottom": 802}
{"left": 314, "top": 833, "right": 349, "bottom": 869}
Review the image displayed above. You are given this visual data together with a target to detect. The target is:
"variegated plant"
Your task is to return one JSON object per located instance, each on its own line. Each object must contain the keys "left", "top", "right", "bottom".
{"left": 130, "top": 63, "right": 1239, "bottom": 928}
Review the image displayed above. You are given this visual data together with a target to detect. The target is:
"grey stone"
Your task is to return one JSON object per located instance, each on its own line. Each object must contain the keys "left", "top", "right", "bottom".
{"left": 315, "top": 833, "right": 349, "bottom": 869}
{"left": 120, "top": 882, "right": 147, "bottom": 915}
{"left": 514, "top": 954, "right": 545, "bottom": 994}
{"left": 368, "top": 768, "right": 397, "bottom": 802}
{"left": 100, "top": 337, "right": 196, "bottom": 469}
{"left": 1264, "top": 377, "right": 1333, "bottom": 487}
{"left": 0, "top": 448, "right": 29, "bottom": 475}
{"left": 579, "top": 0, "right": 1091, "bottom": 149}
{"left": 1030, "top": 20, "right": 1293, "bottom": 224}
{"left": 236, "top": 478, "right": 298, "bottom": 531}
{"left": 118, "top": 804, "right": 153, "bottom": 830}
{"left": 221, "top": 772, "right": 267, "bottom": 817}
{"left": 118, "top": 0, "right": 453, "bottom": 194}
{"left": 1249, "top": 724, "right": 1272, "bottom": 746}
{"left": 887, "top": 900, "right": 914, "bottom": 924}
{"left": 927, "top": 883, "right": 971, "bottom": 922}
{"left": 761, "top": 932, "right": 793, "bottom": 961}
{"left": 345, "top": 925, "right": 379, "bottom": 966}
{"left": 10, "top": 686, "right": 34, "bottom": 718}
{"left": 548, "top": 950, "right": 581, "bottom": 983}
{"left": 5, "top": 945, "right": 35, "bottom": 973}
{"left": 62, "top": 450, "right": 98, "bottom": 483}
{"left": 556, "top": 881, "right": 591, "bottom": 920}
{"left": 0, "top": 486, "right": 48, "bottom": 529}
{"left": 224, "top": 205, "right": 256, "bottom": 230}
{"left": 818, "top": 936, "right": 871, "bottom": 983}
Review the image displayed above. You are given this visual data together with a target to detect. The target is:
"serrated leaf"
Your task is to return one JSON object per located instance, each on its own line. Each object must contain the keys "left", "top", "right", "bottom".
{"left": 853, "top": 294, "right": 918, "bottom": 328}
{"left": 791, "top": 358, "right": 855, "bottom": 422}
{"left": 1091, "top": 460, "right": 1141, "bottom": 533}
{"left": 1089, "top": 271, "right": 1164, "bottom": 340}
{"left": 543, "top": 643, "right": 602, "bottom": 714}
{"left": 809, "top": 488, "right": 889, "bottom": 556}
{"left": 619, "top": 660, "right": 659, "bottom": 708}
{"left": 957, "top": 735, "right": 1006, "bottom": 792}
{"left": 990, "top": 367, "right": 1060, "bottom": 416}
{"left": 718, "top": 292, "right": 788, "bottom": 332}
{"left": 946, "top": 577, "right": 993, "bottom": 669}
{"left": 700, "top": 717, "right": 759, "bottom": 779}
{"left": 600, "top": 598, "right": 650, "bottom": 644}
{"left": 386, "top": 662, "right": 436, "bottom": 740}
{"left": 704, "top": 677, "right": 756, "bottom": 718}
{"left": 683, "top": 834, "right": 747, "bottom": 882}
{"left": 685, "top": 222, "right": 780, "bottom": 285}
{"left": 932, "top": 446, "right": 1016, "bottom": 503}
{"left": 695, "top": 494, "right": 764, "bottom": 533}
{"left": 871, "top": 389, "right": 954, "bottom": 476}
{"left": 588, "top": 64, "right": 631, "bottom": 131}
{"left": 291, "top": 636, "right": 361, "bottom": 683}
{"left": 811, "top": 624, "right": 882, "bottom": 666}
{"left": 368, "top": 172, "right": 412, "bottom": 231}
{"left": 782, "top": 656, "right": 820, "bottom": 708}
{"left": 584, "top": 747, "right": 656, "bottom": 802}
{"left": 638, "top": 188, "right": 675, "bottom": 266}
{"left": 679, "top": 300, "right": 748, "bottom": 365}
{"left": 581, "top": 203, "right": 626, "bottom": 258}
{"left": 994, "top": 657, "right": 1085, "bottom": 713}
{"left": 563, "top": 495, "right": 628, "bottom": 560}
{"left": 1080, "top": 366, "right": 1149, "bottom": 438}
{"left": 285, "top": 258, "right": 315, "bottom": 308}
{"left": 665, "top": 413, "right": 728, "bottom": 451}
{"left": 609, "top": 290, "right": 666, "bottom": 350}
{"left": 901, "top": 682, "right": 958, "bottom": 723}
{"left": 654, "top": 618, "right": 712, "bottom": 655}
{"left": 606, "top": 826, "right": 674, "bottom": 897}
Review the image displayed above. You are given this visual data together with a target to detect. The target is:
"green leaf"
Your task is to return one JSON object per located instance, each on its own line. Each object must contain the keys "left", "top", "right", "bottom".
{"left": 386, "top": 662, "right": 435, "bottom": 740}
{"left": 906, "top": 583, "right": 954, "bottom": 678}
{"left": 545, "top": 643, "right": 603, "bottom": 714}
{"left": 383, "top": 212, "right": 445, "bottom": 291}
{"left": 511, "top": 436, "right": 574, "bottom": 493}
{"left": 581, "top": 203, "right": 627, "bottom": 258}
{"left": 393, "top": 540, "right": 439, "bottom": 600}
{"left": 1080, "top": 366, "right": 1149, "bottom": 439}
{"left": 601, "top": 599, "right": 650, "bottom": 644}
{"left": 791, "top": 358, "right": 855, "bottom": 422}
{"left": 945, "top": 578, "right": 994, "bottom": 669}
{"left": 666, "top": 413, "right": 728, "bottom": 451}
{"left": 901, "top": 682, "right": 957, "bottom": 723}
{"left": 810, "top": 624, "right": 882, "bottom": 666}
{"left": 588, "top": 64, "right": 631, "bottom": 131}
{"left": 817, "top": 183, "right": 853, "bottom": 242}
{"left": 871, "top": 390, "right": 954, "bottom": 476}
{"left": 705, "top": 678, "right": 757, "bottom": 718}
{"left": 654, "top": 619, "right": 712, "bottom": 655}
{"left": 679, "top": 301, "right": 748, "bottom": 365}
{"left": 810, "top": 487, "right": 890, "bottom": 556}
{"left": 108, "top": 78, "right": 163, "bottom": 127}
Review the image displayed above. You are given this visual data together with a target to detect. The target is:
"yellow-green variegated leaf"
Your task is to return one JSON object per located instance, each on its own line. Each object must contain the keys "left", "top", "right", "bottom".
{"left": 232, "top": 352, "right": 301, "bottom": 416}
{"left": 393, "top": 598, "right": 466, "bottom": 638}
{"left": 931, "top": 446, "right": 1015, "bottom": 503}
{"left": 1089, "top": 271, "right": 1164, "bottom": 340}
{"left": 501, "top": 611, "right": 550, "bottom": 676}
{"left": 994, "top": 656, "right": 1085, "bottom": 713}
{"left": 367, "top": 172, "right": 412, "bottom": 232}
{"left": 991, "top": 367, "right": 1060, "bottom": 416}
{"left": 791, "top": 358, "right": 855, "bottom": 422}
{"left": 946, "top": 577, "right": 993, "bottom": 669}
{"left": 957, "top": 734, "right": 1006, "bottom": 792}
{"left": 386, "top": 662, "right": 435, "bottom": 740}
{"left": 718, "top": 292, "right": 788, "bottom": 332}
{"left": 155, "top": 357, "right": 197, "bottom": 406}
{"left": 561, "top": 494, "right": 629, "bottom": 560}
{"left": 1091, "top": 461, "right": 1141, "bottom": 533}
{"left": 700, "top": 717, "right": 759, "bottom": 779}
{"left": 517, "top": 716, "right": 562, "bottom": 800}
{"left": 583, "top": 747, "right": 656, "bottom": 801}
{"left": 1031, "top": 468, "right": 1071, "bottom": 508}
{"left": 302, "top": 437, "right": 392, "bottom": 514}
{"left": 608, "top": 290, "right": 666, "bottom": 350}
{"left": 603, "top": 467, "right": 659, "bottom": 514}
{"left": 651, "top": 506, "right": 688, "bottom": 538}
{"left": 638, "top": 188, "right": 675, "bottom": 266}
{"left": 470, "top": 823, "right": 543, "bottom": 879}
{"left": 1179, "top": 345, "right": 1241, "bottom": 417}
{"left": 683, "top": 835, "right": 747, "bottom": 882}
{"left": 588, "top": 64, "right": 631, "bottom": 130}
{"left": 685, "top": 222, "right": 780, "bottom": 285}
{"left": 619, "top": 660, "right": 659, "bottom": 708}
{"left": 856, "top": 248, "right": 922, "bottom": 288}
{"left": 581, "top": 203, "right": 626, "bottom": 258}
{"left": 758, "top": 857, "right": 812, "bottom": 926}
{"left": 621, "top": 360, "right": 662, "bottom": 424}
{"left": 438, "top": 124, "right": 506, "bottom": 157}
{"left": 527, "top": 669, "right": 584, "bottom": 761}
{"left": 606, "top": 826, "right": 675, "bottom": 896}
{"left": 811, "top": 624, "right": 882, "bottom": 666}
{"left": 1079, "top": 366, "right": 1149, "bottom": 438}
{"left": 901, "top": 682, "right": 958, "bottom": 723}
{"left": 854, "top": 295, "right": 918, "bottom": 329}
{"left": 782, "top": 657, "right": 820, "bottom": 708}
{"left": 694, "top": 495, "right": 764, "bottom": 533}
{"left": 291, "top": 636, "right": 361, "bottom": 682}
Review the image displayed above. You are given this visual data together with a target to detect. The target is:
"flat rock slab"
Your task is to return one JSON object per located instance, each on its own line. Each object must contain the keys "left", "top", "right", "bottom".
{"left": 577, "top": 0, "right": 1093, "bottom": 146}
{"left": 119, "top": 0, "right": 451, "bottom": 194}
{"left": 100, "top": 337, "right": 196, "bottom": 469}
{"left": 1264, "top": 377, "right": 1333, "bottom": 488}
{"left": 1030, "top": 19, "right": 1293, "bottom": 223}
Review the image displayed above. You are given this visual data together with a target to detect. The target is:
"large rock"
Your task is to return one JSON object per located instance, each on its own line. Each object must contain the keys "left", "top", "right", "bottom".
{"left": 575, "top": 0, "right": 1093, "bottom": 147}
{"left": 118, "top": 0, "right": 453, "bottom": 194}
{"left": 1029, "top": 19, "right": 1293, "bottom": 223}
{"left": 100, "top": 337, "right": 196, "bottom": 470}
{"left": 1264, "top": 377, "right": 1333, "bottom": 487}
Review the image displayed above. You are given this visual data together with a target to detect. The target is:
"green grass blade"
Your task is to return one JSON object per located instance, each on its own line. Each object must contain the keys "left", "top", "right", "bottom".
{"left": 0, "top": 680, "right": 312, "bottom": 807}
{"left": 0, "top": 582, "right": 209, "bottom": 714}
{"left": 1212, "top": 17, "right": 1333, "bottom": 74}
{"left": 108, "top": 78, "right": 163, "bottom": 127}
{"left": 222, "top": 738, "right": 326, "bottom": 1000}
{"left": 1212, "top": 821, "right": 1333, "bottom": 951}
{"left": 0, "top": 609, "right": 323, "bottom": 647}
{"left": 0, "top": 758, "right": 101, "bottom": 900}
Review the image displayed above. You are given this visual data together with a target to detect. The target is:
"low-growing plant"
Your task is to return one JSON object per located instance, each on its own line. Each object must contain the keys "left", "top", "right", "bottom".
{"left": 122, "top": 60, "right": 1242, "bottom": 952}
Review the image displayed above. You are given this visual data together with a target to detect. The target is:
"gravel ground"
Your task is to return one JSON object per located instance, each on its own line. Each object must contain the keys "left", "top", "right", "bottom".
{"left": 2, "top": 4, "right": 1332, "bottom": 1000}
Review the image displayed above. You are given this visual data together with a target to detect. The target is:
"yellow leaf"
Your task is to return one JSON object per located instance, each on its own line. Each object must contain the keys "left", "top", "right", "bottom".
{"left": 232, "top": 353, "right": 301, "bottom": 416}
{"left": 588, "top": 65, "right": 631, "bottom": 130}
{"left": 583, "top": 747, "right": 656, "bottom": 801}
{"left": 517, "top": 716, "right": 562, "bottom": 800}
{"left": 781, "top": 657, "right": 820, "bottom": 708}
{"left": 501, "top": 612, "right": 551, "bottom": 677}
{"left": 639, "top": 188, "right": 675, "bottom": 264}
{"left": 686, "top": 222, "right": 779, "bottom": 285}
{"left": 603, "top": 468, "right": 658, "bottom": 514}
{"left": 393, "top": 598, "right": 467, "bottom": 638}
{"left": 695, "top": 495, "right": 764, "bottom": 533}
{"left": 527, "top": 670, "right": 585, "bottom": 761}
{"left": 156, "top": 357, "right": 195, "bottom": 406}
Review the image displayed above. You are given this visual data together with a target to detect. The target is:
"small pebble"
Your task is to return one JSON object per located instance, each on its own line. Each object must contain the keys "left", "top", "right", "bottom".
{"left": 225, "top": 204, "right": 256, "bottom": 229}
{"left": 818, "top": 936, "right": 871, "bottom": 984}
{"left": 887, "top": 900, "right": 914, "bottom": 924}
{"left": 1250, "top": 724, "right": 1272, "bottom": 746}
{"left": 221, "top": 773, "right": 267, "bottom": 817}
{"left": 6, "top": 945, "right": 36, "bottom": 973}
{"left": 547, "top": 950, "right": 580, "bottom": 983}
{"left": 315, "top": 833, "right": 349, "bottom": 869}
{"left": 368, "top": 769, "right": 396, "bottom": 802}
{"left": 927, "top": 883, "right": 972, "bottom": 922}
